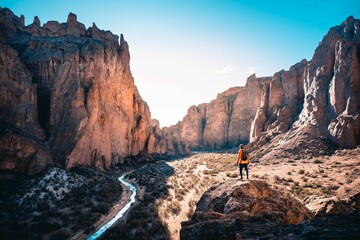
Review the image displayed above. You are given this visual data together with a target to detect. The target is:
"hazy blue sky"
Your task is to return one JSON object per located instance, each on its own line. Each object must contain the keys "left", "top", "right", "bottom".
{"left": 2, "top": 0, "right": 360, "bottom": 127}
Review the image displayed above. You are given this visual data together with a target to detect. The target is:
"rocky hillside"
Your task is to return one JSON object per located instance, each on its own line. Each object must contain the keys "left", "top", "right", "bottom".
{"left": 180, "top": 180, "right": 360, "bottom": 240}
{"left": 171, "top": 16, "right": 360, "bottom": 153}
{"left": 0, "top": 7, "right": 189, "bottom": 174}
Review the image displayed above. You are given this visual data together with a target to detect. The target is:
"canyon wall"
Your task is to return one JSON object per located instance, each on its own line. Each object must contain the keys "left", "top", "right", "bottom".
{"left": 172, "top": 16, "right": 360, "bottom": 152}
{"left": 0, "top": 8, "right": 188, "bottom": 174}
{"left": 169, "top": 76, "right": 271, "bottom": 149}
{"left": 249, "top": 16, "right": 360, "bottom": 156}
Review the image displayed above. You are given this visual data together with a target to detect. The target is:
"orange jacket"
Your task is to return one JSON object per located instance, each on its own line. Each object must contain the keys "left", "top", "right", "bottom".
{"left": 237, "top": 149, "right": 250, "bottom": 164}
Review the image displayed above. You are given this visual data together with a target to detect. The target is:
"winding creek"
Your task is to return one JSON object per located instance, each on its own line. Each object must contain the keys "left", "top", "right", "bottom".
{"left": 87, "top": 175, "right": 137, "bottom": 240}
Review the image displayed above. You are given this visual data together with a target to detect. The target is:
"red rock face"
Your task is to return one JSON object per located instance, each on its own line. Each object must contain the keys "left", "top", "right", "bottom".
{"left": 249, "top": 60, "right": 307, "bottom": 148}
{"left": 298, "top": 16, "right": 360, "bottom": 148}
{"left": 253, "top": 16, "right": 360, "bottom": 155}
{"left": 0, "top": 7, "right": 188, "bottom": 174}
{"left": 170, "top": 77, "right": 271, "bottom": 150}
{"left": 173, "top": 16, "right": 360, "bottom": 152}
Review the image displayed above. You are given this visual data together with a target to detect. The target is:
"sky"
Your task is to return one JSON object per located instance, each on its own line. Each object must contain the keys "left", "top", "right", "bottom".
{"left": 2, "top": 0, "right": 360, "bottom": 127}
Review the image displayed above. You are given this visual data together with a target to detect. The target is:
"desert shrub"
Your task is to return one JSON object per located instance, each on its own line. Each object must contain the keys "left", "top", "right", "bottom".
{"left": 328, "top": 185, "right": 339, "bottom": 190}
{"left": 175, "top": 188, "right": 187, "bottom": 201}
{"left": 203, "top": 169, "right": 219, "bottom": 175}
{"left": 283, "top": 177, "right": 294, "bottom": 182}
{"left": 291, "top": 183, "right": 303, "bottom": 195}
{"left": 167, "top": 201, "right": 181, "bottom": 215}
{"left": 226, "top": 172, "right": 238, "bottom": 178}
{"left": 314, "top": 159, "right": 323, "bottom": 164}
{"left": 187, "top": 206, "right": 195, "bottom": 218}
{"left": 298, "top": 169, "right": 305, "bottom": 174}
{"left": 273, "top": 175, "right": 282, "bottom": 183}
{"left": 162, "top": 209, "right": 170, "bottom": 219}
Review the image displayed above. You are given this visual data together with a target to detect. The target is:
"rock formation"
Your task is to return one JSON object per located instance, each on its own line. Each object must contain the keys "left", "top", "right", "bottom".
{"left": 181, "top": 179, "right": 360, "bottom": 240}
{"left": 172, "top": 16, "right": 360, "bottom": 154}
{"left": 0, "top": 7, "right": 189, "bottom": 174}
{"left": 249, "top": 16, "right": 360, "bottom": 157}
{"left": 180, "top": 180, "right": 313, "bottom": 240}
{"left": 304, "top": 195, "right": 356, "bottom": 216}
{"left": 169, "top": 76, "right": 271, "bottom": 150}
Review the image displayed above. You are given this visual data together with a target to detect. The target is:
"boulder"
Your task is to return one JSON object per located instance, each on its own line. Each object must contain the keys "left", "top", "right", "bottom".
{"left": 180, "top": 180, "right": 313, "bottom": 240}
{"left": 304, "top": 195, "right": 355, "bottom": 216}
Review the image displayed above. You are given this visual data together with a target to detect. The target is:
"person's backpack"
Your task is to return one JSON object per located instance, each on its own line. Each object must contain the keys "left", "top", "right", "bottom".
{"left": 241, "top": 150, "right": 247, "bottom": 160}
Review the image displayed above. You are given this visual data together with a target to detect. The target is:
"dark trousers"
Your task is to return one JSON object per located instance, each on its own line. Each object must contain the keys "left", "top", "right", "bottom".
{"left": 239, "top": 164, "right": 249, "bottom": 179}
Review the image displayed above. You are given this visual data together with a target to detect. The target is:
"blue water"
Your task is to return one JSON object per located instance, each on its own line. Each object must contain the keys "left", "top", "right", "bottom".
{"left": 87, "top": 175, "right": 137, "bottom": 240}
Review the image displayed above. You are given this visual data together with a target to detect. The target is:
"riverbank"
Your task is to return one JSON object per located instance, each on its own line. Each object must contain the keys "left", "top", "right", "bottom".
{"left": 99, "top": 161, "right": 175, "bottom": 239}
{"left": 71, "top": 175, "right": 135, "bottom": 240}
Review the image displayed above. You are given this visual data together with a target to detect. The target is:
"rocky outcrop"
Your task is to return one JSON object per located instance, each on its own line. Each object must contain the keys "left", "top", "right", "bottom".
{"left": 0, "top": 7, "right": 188, "bottom": 174}
{"left": 180, "top": 180, "right": 313, "bottom": 240}
{"left": 173, "top": 16, "right": 360, "bottom": 154}
{"left": 170, "top": 76, "right": 271, "bottom": 150}
{"left": 249, "top": 16, "right": 360, "bottom": 157}
{"left": 299, "top": 16, "right": 360, "bottom": 148}
{"left": 250, "top": 60, "right": 307, "bottom": 142}
{"left": 304, "top": 195, "right": 355, "bottom": 216}
{"left": 181, "top": 180, "right": 360, "bottom": 240}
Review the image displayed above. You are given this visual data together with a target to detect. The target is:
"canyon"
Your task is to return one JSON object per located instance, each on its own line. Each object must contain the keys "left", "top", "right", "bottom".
{"left": 0, "top": 7, "right": 189, "bottom": 174}
{"left": 0, "top": 6, "right": 359, "bottom": 240}
{"left": 1, "top": 9, "right": 359, "bottom": 174}
{"left": 170, "top": 16, "right": 360, "bottom": 157}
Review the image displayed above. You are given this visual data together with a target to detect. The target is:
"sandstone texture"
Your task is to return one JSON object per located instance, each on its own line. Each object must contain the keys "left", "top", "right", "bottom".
{"left": 249, "top": 16, "right": 360, "bottom": 158}
{"left": 180, "top": 180, "right": 313, "bottom": 240}
{"left": 0, "top": 8, "right": 188, "bottom": 174}
{"left": 304, "top": 195, "right": 355, "bottom": 216}
{"left": 181, "top": 179, "right": 360, "bottom": 240}
{"left": 170, "top": 76, "right": 271, "bottom": 150}
{"left": 173, "top": 16, "right": 360, "bottom": 154}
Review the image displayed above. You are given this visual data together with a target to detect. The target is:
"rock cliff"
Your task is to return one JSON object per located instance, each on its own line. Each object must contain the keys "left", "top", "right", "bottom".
{"left": 169, "top": 76, "right": 271, "bottom": 150}
{"left": 0, "top": 8, "right": 189, "bottom": 174}
{"left": 172, "top": 16, "right": 360, "bottom": 153}
{"left": 249, "top": 16, "right": 360, "bottom": 158}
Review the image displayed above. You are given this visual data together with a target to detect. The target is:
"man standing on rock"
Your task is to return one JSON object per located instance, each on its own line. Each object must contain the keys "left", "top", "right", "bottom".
{"left": 235, "top": 144, "right": 250, "bottom": 180}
